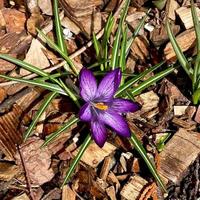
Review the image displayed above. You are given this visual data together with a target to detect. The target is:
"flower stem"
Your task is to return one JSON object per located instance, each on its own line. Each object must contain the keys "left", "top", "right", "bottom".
{"left": 61, "top": 134, "right": 92, "bottom": 187}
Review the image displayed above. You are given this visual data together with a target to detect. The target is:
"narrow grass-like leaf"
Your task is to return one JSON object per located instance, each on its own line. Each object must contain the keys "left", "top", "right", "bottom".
{"left": 193, "top": 87, "right": 200, "bottom": 104}
{"left": 191, "top": 0, "right": 200, "bottom": 90}
{"left": 130, "top": 133, "right": 167, "bottom": 193}
{"left": 166, "top": 20, "right": 191, "bottom": 77}
{"left": 110, "top": 24, "right": 122, "bottom": 69}
{"left": 102, "top": 14, "right": 114, "bottom": 69}
{"left": 110, "top": 0, "right": 130, "bottom": 70}
{"left": 36, "top": 72, "right": 70, "bottom": 81}
{"left": 53, "top": 0, "right": 68, "bottom": 54}
{"left": 131, "top": 66, "right": 175, "bottom": 96}
{"left": 24, "top": 92, "right": 57, "bottom": 141}
{"left": 0, "top": 54, "right": 49, "bottom": 77}
{"left": 126, "top": 11, "right": 149, "bottom": 55}
{"left": 119, "top": 26, "right": 128, "bottom": 73}
{"left": 37, "top": 29, "right": 78, "bottom": 76}
{"left": 0, "top": 74, "right": 66, "bottom": 95}
{"left": 58, "top": 78, "right": 80, "bottom": 107}
{"left": 61, "top": 134, "right": 92, "bottom": 187}
{"left": 93, "top": 33, "right": 101, "bottom": 59}
{"left": 115, "top": 61, "right": 165, "bottom": 96}
{"left": 42, "top": 116, "right": 80, "bottom": 147}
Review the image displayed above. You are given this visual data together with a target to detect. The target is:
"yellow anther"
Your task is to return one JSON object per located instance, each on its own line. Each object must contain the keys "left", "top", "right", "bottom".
{"left": 94, "top": 102, "right": 108, "bottom": 111}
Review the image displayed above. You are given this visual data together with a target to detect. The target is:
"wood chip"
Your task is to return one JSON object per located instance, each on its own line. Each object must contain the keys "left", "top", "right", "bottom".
{"left": 20, "top": 38, "right": 50, "bottom": 76}
{"left": 0, "top": 104, "right": 23, "bottom": 159}
{"left": 0, "top": 161, "right": 20, "bottom": 181}
{"left": 1, "top": 8, "right": 26, "bottom": 33}
{"left": 164, "top": 28, "right": 196, "bottom": 61}
{"left": 131, "top": 36, "right": 149, "bottom": 62}
{"left": 166, "top": 0, "right": 179, "bottom": 20}
{"left": 173, "top": 105, "right": 189, "bottom": 116}
{"left": 0, "top": 87, "right": 6, "bottom": 103}
{"left": 61, "top": 16, "right": 81, "bottom": 35}
{"left": 176, "top": 6, "right": 200, "bottom": 29}
{"left": 106, "top": 186, "right": 117, "bottom": 200}
{"left": 12, "top": 193, "right": 30, "bottom": 200}
{"left": 159, "top": 128, "right": 200, "bottom": 185}
{"left": 135, "top": 91, "right": 159, "bottom": 112}
{"left": 194, "top": 105, "right": 200, "bottom": 123}
{"left": 0, "top": 55, "right": 16, "bottom": 72}
{"left": 99, "top": 155, "right": 114, "bottom": 180}
{"left": 62, "top": 185, "right": 76, "bottom": 200}
{"left": 120, "top": 175, "right": 148, "bottom": 200}
{"left": 73, "top": 142, "right": 116, "bottom": 168}
{"left": 38, "top": 0, "right": 52, "bottom": 15}
{"left": 60, "top": 0, "right": 103, "bottom": 17}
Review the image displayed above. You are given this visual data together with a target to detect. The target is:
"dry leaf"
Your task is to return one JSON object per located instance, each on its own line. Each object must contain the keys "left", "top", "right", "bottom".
{"left": 15, "top": 137, "right": 54, "bottom": 185}
{"left": 20, "top": 38, "right": 50, "bottom": 76}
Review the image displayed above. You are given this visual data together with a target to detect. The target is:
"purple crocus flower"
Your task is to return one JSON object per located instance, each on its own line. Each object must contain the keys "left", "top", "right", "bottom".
{"left": 79, "top": 68, "right": 139, "bottom": 147}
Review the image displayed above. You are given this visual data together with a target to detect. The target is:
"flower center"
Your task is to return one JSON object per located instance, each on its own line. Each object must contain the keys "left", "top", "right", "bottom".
{"left": 94, "top": 102, "right": 108, "bottom": 111}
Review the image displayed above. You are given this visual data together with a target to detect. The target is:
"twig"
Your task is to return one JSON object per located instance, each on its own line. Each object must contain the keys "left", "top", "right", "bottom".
{"left": 17, "top": 145, "right": 35, "bottom": 200}
{"left": 0, "top": 0, "right": 126, "bottom": 87}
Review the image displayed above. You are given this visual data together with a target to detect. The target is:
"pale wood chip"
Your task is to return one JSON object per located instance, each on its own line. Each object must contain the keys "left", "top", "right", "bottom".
{"left": 159, "top": 128, "right": 200, "bottom": 185}
{"left": 73, "top": 142, "right": 116, "bottom": 168}
{"left": 176, "top": 6, "right": 200, "bottom": 29}
{"left": 62, "top": 185, "right": 76, "bottom": 200}
{"left": 120, "top": 175, "right": 148, "bottom": 200}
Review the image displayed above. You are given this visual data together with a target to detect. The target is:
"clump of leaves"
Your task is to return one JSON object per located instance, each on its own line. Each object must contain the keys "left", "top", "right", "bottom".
{"left": 166, "top": 0, "right": 200, "bottom": 104}
{"left": 0, "top": 0, "right": 174, "bottom": 194}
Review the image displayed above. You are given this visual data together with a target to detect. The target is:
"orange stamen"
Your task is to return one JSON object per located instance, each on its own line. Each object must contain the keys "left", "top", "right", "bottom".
{"left": 94, "top": 102, "right": 108, "bottom": 110}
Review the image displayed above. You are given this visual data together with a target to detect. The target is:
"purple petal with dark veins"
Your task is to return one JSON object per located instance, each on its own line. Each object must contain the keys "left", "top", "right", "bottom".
{"left": 91, "top": 120, "right": 107, "bottom": 147}
{"left": 79, "top": 68, "right": 97, "bottom": 101}
{"left": 95, "top": 68, "right": 122, "bottom": 102}
{"left": 111, "top": 98, "right": 140, "bottom": 113}
{"left": 79, "top": 103, "right": 92, "bottom": 122}
{"left": 99, "top": 109, "right": 131, "bottom": 137}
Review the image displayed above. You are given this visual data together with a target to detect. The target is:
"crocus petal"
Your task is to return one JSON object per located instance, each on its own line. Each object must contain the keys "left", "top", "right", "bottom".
{"left": 79, "top": 103, "right": 92, "bottom": 122}
{"left": 95, "top": 69, "right": 122, "bottom": 102}
{"left": 111, "top": 98, "right": 140, "bottom": 113}
{"left": 79, "top": 68, "right": 97, "bottom": 101}
{"left": 99, "top": 109, "right": 131, "bottom": 137}
{"left": 91, "top": 120, "right": 107, "bottom": 147}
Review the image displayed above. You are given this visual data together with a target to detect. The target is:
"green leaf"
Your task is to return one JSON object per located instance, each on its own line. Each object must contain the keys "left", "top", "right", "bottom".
{"left": 191, "top": 0, "right": 200, "bottom": 90}
{"left": 152, "top": 0, "right": 167, "bottom": 10}
{"left": 102, "top": 13, "right": 114, "bottom": 69}
{"left": 166, "top": 20, "right": 191, "bottom": 77}
{"left": 0, "top": 74, "right": 66, "bottom": 95}
{"left": 130, "top": 133, "right": 167, "bottom": 193}
{"left": 93, "top": 33, "right": 101, "bottom": 60}
{"left": 110, "top": 0, "right": 130, "bottom": 70}
{"left": 53, "top": 0, "right": 68, "bottom": 55}
{"left": 24, "top": 92, "right": 58, "bottom": 141}
{"left": 126, "top": 11, "right": 149, "bottom": 55}
{"left": 42, "top": 116, "right": 80, "bottom": 147}
{"left": 193, "top": 87, "right": 200, "bottom": 104}
{"left": 119, "top": 25, "right": 128, "bottom": 73}
{"left": 37, "top": 29, "right": 78, "bottom": 76}
{"left": 156, "top": 133, "right": 171, "bottom": 152}
{"left": 58, "top": 78, "right": 80, "bottom": 108}
{"left": 115, "top": 61, "right": 165, "bottom": 97}
{"left": 61, "top": 134, "right": 92, "bottom": 187}
{"left": 131, "top": 65, "right": 175, "bottom": 96}
{"left": 0, "top": 54, "right": 49, "bottom": 77}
